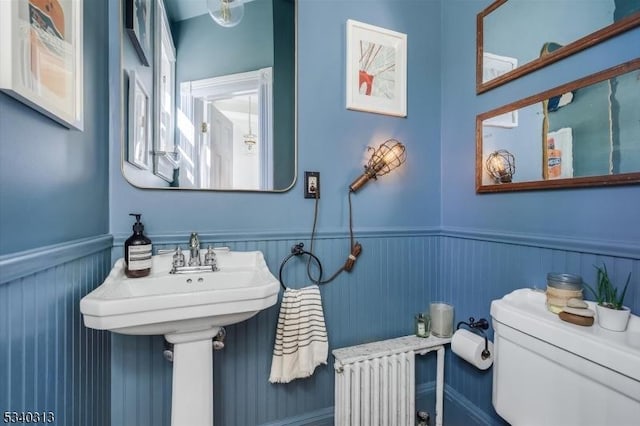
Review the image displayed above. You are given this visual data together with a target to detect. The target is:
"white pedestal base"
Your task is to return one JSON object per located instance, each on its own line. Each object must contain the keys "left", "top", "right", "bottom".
{"left": 165, "top": 328, "right": 220, "bottom": 426}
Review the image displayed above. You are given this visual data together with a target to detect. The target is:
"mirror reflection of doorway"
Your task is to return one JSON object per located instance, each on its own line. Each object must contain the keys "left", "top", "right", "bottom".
{"left": 203, "top": 102, "right": 234, "bottom": 189}
{"left": 178, "top": 67, "right": 273, "bottom": 190}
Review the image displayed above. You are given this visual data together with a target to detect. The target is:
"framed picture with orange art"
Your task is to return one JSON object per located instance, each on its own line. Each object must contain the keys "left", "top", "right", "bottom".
{"left": 346, "top": 19, "right": 407, "bottom": 117}
{"left": 0, "top": 0, "right": 84, "bottom": 130}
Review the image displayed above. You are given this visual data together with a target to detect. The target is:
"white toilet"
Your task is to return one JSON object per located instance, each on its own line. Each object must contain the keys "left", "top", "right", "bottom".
{"left": 490, "top": 288, "right": 640, "bottom": 426}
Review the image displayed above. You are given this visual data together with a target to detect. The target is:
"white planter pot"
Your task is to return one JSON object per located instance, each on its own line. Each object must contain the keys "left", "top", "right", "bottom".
{"left": 596, "top": 304, "right": 631, "bottom": 332}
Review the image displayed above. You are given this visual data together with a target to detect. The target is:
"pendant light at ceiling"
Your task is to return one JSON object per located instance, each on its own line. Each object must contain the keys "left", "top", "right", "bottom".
{"left": 206, "top": 0, "right": 245, "bottom": 28}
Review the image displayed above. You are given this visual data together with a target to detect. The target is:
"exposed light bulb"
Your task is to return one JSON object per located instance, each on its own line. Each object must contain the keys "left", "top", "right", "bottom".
{"left": 485, "top": 150, "right": 515, "bottom": 183}
{"left": 349, "top": 139, "right": 407, "bottom": 192}
{"left": 207, "top": 0, "right": 244, "bottom": 28}
{"left": 378, "top": 143, "right": 406, "bottom": 172}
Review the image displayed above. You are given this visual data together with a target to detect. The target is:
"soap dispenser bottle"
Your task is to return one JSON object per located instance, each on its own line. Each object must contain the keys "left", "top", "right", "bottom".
{"left": 124, "top": 213, "right": 152, "bottom": 278}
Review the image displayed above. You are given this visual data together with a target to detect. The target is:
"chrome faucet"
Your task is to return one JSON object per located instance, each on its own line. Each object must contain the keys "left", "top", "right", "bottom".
{"left": 188, "top": 232, "right": 201, "bottom": 266}
{"left": 165, "top": 233, "right": 219, "bottom": 274}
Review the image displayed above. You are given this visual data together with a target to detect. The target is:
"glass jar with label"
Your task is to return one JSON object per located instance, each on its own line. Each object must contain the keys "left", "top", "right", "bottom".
{"left": 415, "top": 313, "right": 430, "bottom": 338}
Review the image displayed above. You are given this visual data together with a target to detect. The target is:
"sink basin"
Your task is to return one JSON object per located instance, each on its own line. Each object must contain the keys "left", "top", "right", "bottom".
{"left": 80, "top": 249, "right": 280, "bottom": 426}
{"left": 80, "top": 250, "right": 280, "bottom": 335}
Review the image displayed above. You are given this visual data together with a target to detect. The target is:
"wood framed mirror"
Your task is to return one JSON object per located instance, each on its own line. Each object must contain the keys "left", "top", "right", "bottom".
{"left": 477, "top": 0, "right": 640, "bottom": 94}
{"left": 476, "top": 59, "right": 640, "bottom": 193}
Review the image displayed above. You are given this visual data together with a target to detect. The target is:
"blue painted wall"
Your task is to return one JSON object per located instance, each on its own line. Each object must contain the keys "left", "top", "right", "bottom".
{"left": 109, "top": 0, "right": 442, "bottom": 240}
{"left": 0, "top": 1, "right": 112, "bottom": 425}
{"left": 0, "top": 0, "right": 110, "bottom": 255}
{"left": 442, "top": 0, "right": 640, "bottom": 244}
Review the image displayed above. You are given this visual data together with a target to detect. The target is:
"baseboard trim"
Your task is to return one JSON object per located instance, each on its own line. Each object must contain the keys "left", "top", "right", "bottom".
{"left": 256, "top": 382, "right": 500, "bottom": 426}
{"left": 417, "top": 382, "right": 499, "bottom": 426}
{"left": 0, "top": 234, "right": 113, "bottom": 284}
{"left": 444, "top": 384, "right": 501, "bottom": 426}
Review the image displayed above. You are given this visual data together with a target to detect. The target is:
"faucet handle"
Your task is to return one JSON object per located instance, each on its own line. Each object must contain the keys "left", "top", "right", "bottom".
{"left": 173, "top": 247, "right": 186, "bottom": 268}
{"left": 204, "top": 245, "right": 217, "bottom": 268}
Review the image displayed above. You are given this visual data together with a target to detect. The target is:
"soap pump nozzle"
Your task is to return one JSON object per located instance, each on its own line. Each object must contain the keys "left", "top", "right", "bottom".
{"left": 130, "top": 213, "right": 144, "bottom": 233}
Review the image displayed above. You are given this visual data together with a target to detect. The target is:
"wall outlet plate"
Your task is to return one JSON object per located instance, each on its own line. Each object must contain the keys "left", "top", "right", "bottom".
{"left": 304, "top": 171, "right": 320, "bottom": 199}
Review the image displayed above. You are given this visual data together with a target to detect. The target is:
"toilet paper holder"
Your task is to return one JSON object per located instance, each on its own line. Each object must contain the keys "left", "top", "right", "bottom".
{"left": 456, "top": 317, "right": 491, "bottom": 360}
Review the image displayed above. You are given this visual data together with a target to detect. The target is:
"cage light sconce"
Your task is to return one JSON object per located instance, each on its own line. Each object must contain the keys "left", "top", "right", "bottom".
{"left": 350, "top": 139, "right": 407, "bottom": 192}
{"left": 486, "top": 149, "right": 515, "bottom": 183}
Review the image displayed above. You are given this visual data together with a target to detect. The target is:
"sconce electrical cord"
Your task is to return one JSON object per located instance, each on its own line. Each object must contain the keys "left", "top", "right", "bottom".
{"left": 305, "top": 190, "right": 362, "bottom": 284}
{"left": 344, "top": 191, "right": 363, "bottom": 272}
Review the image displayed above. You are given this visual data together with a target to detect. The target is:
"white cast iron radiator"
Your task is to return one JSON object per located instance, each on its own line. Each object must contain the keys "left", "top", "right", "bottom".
{"left": 333, "top": 335, "right": 450, "bottom": 426}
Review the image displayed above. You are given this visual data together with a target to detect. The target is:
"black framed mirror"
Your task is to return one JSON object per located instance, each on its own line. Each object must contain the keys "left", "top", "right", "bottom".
{"left": 120, "top": 0, "right": 297, "bottom": 191}
{"left": 476, "top": 59, "right": 640, "bottom": 193}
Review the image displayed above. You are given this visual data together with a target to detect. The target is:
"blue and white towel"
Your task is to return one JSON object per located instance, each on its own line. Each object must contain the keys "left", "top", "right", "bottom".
{"left": 269, "top": 285, "right": 328, "bottom": 383}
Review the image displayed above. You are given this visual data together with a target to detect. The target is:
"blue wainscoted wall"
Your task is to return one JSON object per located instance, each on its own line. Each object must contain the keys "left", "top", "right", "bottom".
{"left": 110, "top": 230, "right": 441, "bottom": 425}
{"left": 109, "top": 231, "right": 640, "bottom": 426}
{"left": 437, "top": 231, "right": 639, "bottom": 424}
{"left": 0, "top": 237, "right": 113, "bottom": 426}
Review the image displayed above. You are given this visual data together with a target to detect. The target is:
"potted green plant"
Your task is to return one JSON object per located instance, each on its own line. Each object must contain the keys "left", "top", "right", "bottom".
{"left": 584, "top": 263, "right": 631, "bottom": 332}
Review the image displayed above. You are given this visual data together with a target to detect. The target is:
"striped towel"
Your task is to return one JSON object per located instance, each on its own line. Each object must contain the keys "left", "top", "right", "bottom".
{"left": 269, "top": 285, "right": 328, "bottom": 383}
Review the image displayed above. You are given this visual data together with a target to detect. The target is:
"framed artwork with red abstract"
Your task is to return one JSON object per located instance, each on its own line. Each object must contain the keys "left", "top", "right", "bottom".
{"left": 346, "top": 19, "right": 407, "bottom": 117}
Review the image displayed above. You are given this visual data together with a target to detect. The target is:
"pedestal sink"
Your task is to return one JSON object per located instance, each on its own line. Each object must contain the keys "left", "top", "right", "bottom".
{"left": 80, "top": 250, "right": 280, "bottom": 426}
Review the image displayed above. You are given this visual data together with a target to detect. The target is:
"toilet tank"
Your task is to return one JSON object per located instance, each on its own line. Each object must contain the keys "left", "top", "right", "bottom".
{"left": 490, "top": 288, "right": 640, "bottom": 426}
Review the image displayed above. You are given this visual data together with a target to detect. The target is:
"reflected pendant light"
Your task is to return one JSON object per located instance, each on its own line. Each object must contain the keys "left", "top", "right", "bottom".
{"left": 243, "top": 96, "right": 257, "bottom": 152}
{"left": 207, "top": 0, "right": 245, "bottom": 28}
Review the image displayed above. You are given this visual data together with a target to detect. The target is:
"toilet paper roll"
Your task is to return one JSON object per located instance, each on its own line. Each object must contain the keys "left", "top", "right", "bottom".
{"left": 451, "top": 329, "right": 494, "bottom": 370}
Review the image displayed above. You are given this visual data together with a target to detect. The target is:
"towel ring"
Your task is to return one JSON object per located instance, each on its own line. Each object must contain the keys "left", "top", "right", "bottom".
{"left": 278, "top": 243, "right": 323, "bottom": 290}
